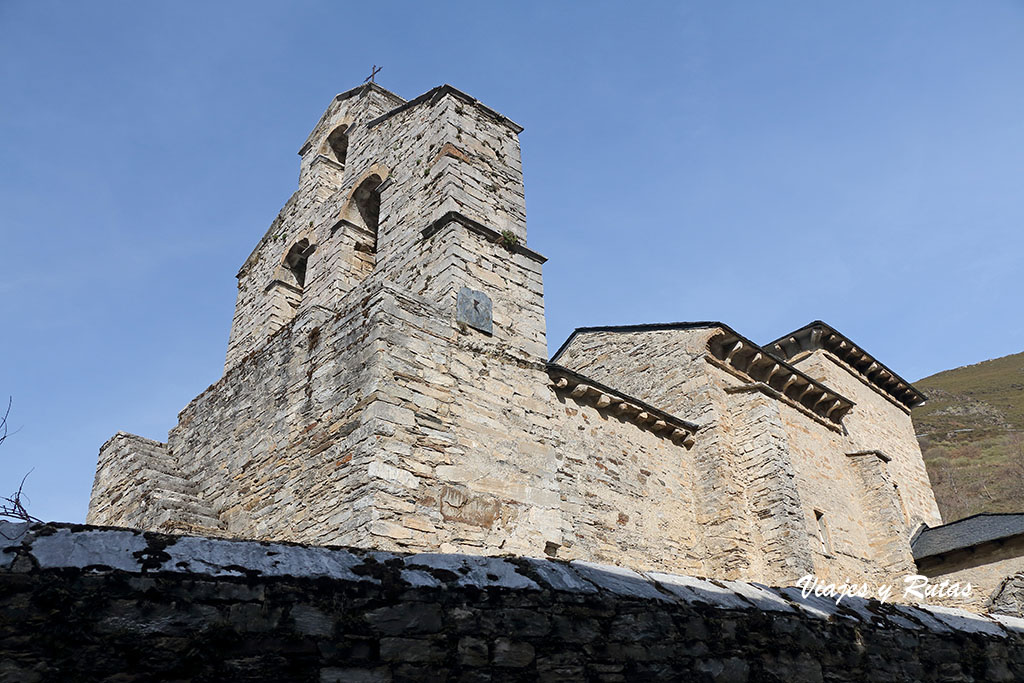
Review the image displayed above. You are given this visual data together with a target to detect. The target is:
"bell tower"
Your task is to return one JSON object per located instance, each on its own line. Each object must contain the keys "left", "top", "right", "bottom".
{"left": 223, "top": 83, "right": 542, "bottom": 370}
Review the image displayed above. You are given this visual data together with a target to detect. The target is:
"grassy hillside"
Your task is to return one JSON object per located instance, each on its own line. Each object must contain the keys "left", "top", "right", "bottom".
{"left": 912, "top": 351, "right": 1024, "bottom": 523}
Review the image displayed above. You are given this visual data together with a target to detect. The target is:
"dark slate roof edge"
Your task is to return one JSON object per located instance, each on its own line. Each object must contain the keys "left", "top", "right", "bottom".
{"left": 325, "top": 82, "right": 406, "bottom": 110}
{"left": 909, "top": 522, "right": 929, "bottom": 547}
{"left": 549, "top": 322, "right": 733, "bottom": 364}
{"left": 912, "top": 513, "right": 1024, "bottom": 560}
{"left": 546, "top": 362, "right": 700, "bottom": 433}
{"left": 767, "top": 320, "right": 926, "bottom": 406}
{"left": 713, "top": 328, "right": 856, "bottom": 410}
{"left": 366, "top": 84, "right": 523, "bottom": 133}
{"left": 422, "top": 211, "right": 546, "bottom": 263}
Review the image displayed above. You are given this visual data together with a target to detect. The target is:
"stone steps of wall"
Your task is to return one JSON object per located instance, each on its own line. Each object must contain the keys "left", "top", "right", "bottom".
{"left": 157, "top": 519, "right": 230, "bottom": 538}
{"left": 162, "top": 510, "right": 224, "bottom": 530}
{"left": 137, "top": 470, "right": 195, "bottom": 496}
{"left": 147, "top": 491, "right": 224, "bottom": 531}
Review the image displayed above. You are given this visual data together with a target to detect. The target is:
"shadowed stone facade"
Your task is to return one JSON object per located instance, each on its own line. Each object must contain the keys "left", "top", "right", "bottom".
{"left": 88, "top": 82, "right": 946, "bottom": 593}
{"left": 914, "top": 515, "right": 1024, "bottom": 613}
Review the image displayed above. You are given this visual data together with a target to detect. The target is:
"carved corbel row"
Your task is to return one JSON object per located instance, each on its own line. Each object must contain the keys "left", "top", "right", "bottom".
{"left": 549, "top": 374, "right": 696, "bottom": 448}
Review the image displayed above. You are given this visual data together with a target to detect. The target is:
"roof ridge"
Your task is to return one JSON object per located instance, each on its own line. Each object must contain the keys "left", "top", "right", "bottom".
{"left": 765, "top": 320, "right": 926, "bottom": 408}
{"left": 550, "top": 321, "right": 733, "bottom": 363}
{"left": 366, "top": 83, "right": 523, "bottom": 133}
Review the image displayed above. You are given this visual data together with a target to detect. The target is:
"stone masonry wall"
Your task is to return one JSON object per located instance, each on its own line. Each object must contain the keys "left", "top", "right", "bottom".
{"left": 551, "top": 391, "right": 703, "bottom": 573}
{"left": 847, "top": 452, "right": 921, "bottom": 575}
{"left": 992, "top": 571, "right": 1024, "bottom": 618}
{"left": 766, "top": 384, "right": 898, "bottom": 584}
{"left": 87, "top": 433, "right": 221, "bottom": 535}
{"left": 4, "top": 523, "right": 1024, "bottom": 683}
{"left": 554, "top": 326, "right": 922, "bottom": 588}
{"left": 710, "top": 354, "right": 920, "bottom": 586}
{"left": 326, "top": 275, "right": 705, "bottom": 568}
{"left": 322, "top": 276, "right": 562, "bottom": 557}
{"left": 554, "top": 328, "right": 759, "bottom": 580}
{"left": 169, "top": 285, "right": 385, "bottom": 546}
{"left": 704, "top": 357, "right": 900, "bottom": 586}
{"left": 725, "top": 388, "right": 814, "bottom": 583}
{"left": 92, "top": 254, "right": 716, "bottom": 582}
{"left": 792, "top": 349, "right": 943, "bottom": 529}
{"left": 390, "top": 219, "right": 547, "bottom": 363}
{"left": 919, "top": 537, "right": 1024, "bottom": 613}
{"left": 90, "top": 221, "right": 703, "bottom": 570}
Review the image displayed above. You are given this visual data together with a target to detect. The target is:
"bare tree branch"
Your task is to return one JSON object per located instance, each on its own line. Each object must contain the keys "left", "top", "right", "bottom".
{"left": 0, "top": 396, "right": 9, "bottom": 448}
{"left": 0, "top": 398, "right": 41, "bottom": 524}
{"left": 0, "top": 469, "right": 41, "bottom": 524}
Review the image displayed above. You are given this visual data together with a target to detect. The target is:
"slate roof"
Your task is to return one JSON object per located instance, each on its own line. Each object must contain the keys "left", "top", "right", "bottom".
{"left": 912, "top": 513, "right": 1024, "bottom": 561}
{"left": 550, "top": 321, "right": 730, "bottom": 363}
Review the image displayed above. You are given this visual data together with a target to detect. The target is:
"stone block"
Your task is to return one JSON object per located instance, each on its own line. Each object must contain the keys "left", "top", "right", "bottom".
{"left": 292, "top": 604, "right": 334, "bottom": 637}
{"left": 320, "top": 667, "right": 392, "bottom": 683}
{"left": 458, "top": 636, "right": 489, "bottom": 667}
{"left": 378, "top": 637, "right": 445, "bottom": 664}
{"left": 491, "top": 638, "right": 535, "bottom": 667}
{"left": 569, "top": 561, "right": 670, "bottom": 602}
{"left": 365, "top": 603, "right": 443, "bottom": 635}
{"left": 646, "top": 572, "right": 750, "bottom": 610}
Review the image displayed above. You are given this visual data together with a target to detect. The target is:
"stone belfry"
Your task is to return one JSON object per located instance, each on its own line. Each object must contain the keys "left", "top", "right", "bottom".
{"left": 224, "top": 83, "right": 541, "bottom": 370}
{"left": 88, "top": 83, "right": 560, "bottom": 552}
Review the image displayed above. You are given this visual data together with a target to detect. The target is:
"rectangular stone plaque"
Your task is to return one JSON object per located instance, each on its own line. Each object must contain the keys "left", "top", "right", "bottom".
{"left": 456, "top": 287, "right": 492, "bottom": 335}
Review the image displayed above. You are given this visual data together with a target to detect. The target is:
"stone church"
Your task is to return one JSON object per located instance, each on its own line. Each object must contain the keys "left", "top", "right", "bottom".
{"left": 88, "top": 81, "right": 945, "bottom": 590}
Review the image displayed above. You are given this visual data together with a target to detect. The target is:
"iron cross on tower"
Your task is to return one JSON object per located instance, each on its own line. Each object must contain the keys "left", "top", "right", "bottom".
{"left": 364, "top": 65, "right": 382, "bottom": 83}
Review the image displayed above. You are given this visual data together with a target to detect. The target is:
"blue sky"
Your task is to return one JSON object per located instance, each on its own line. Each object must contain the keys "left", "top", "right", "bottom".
{"left": 2, "top": 1, "right": 1023, "bottom": 523}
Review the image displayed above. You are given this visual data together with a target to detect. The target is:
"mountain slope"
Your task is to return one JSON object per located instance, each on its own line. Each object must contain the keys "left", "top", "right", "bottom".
{"left": 912, "top": 351, "right": 1024, "bottom": 523}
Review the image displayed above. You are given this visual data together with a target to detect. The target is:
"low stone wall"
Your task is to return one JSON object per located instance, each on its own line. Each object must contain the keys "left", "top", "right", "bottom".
{"left": 3, "top": 523, "right": 1024, "bottom": 682}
